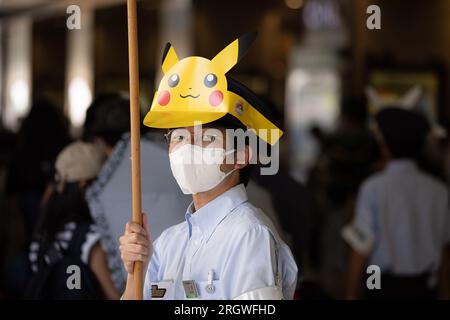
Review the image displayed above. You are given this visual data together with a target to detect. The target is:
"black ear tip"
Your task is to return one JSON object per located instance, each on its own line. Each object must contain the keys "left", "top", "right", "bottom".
{"left": 237, "top": 32, "right": 258, "bottom": 61}
{"left": 161, "top": 42, "right": 172, "bottom": 65}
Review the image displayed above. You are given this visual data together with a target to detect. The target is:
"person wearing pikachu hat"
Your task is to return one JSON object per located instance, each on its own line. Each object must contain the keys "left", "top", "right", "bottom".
{"left": 120, "top": 33, "right": 298, "bottom": 300}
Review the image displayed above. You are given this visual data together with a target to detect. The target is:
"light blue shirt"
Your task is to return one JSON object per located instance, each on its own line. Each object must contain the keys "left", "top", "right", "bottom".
{"left": 143, "top": 184, "right": 298, "bottom": 299}
{"left": 345, "top": 159, "right": 450, "bottom": 275}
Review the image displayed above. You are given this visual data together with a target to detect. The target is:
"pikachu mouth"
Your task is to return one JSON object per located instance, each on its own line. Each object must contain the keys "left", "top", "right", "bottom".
{"left": 179, "top": 93, "right": 200, "bottom": 99}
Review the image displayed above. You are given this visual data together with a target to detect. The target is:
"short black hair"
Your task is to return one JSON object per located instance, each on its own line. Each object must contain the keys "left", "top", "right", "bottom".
{"left": 375, "top": 107, "right": 430, "bottom": 159}
{"left": 83, "top": 93, "right": 131, "bottom": 147}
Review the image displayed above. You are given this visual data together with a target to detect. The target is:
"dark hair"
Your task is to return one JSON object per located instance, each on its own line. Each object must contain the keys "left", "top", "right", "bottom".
{"left": 33, "top": 182, "right": 93, "bottom": 263}
{"left": 6, "top": 98, "right": 71, "bottom": 194}
{"left": 375, "top": 107, "right": 430, "bottom": 159}
{"left": 83, "top": 93, "right": 131, "bottom": 147}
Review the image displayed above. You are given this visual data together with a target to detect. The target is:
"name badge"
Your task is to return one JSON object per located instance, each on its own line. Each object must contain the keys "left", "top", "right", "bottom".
{"left": 182, "top": 280, "right": 200, "bottom": 299}
{"left": 151, "top": 280, "right": 174, "bottom": 300}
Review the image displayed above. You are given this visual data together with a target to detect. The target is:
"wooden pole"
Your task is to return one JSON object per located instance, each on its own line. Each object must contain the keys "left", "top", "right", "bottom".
{"left": 126, "top": 0, "right": 143, "bottom": 300}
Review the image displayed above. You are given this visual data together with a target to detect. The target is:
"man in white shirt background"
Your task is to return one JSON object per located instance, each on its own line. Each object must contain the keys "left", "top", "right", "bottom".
{"left": 343, "top": 106, "right": 450, "bottom": 299}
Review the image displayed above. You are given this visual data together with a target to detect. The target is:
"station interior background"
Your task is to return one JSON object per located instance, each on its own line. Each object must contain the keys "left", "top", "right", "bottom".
{"left": 0, "top": 0, "right": 450, "bottom": 299}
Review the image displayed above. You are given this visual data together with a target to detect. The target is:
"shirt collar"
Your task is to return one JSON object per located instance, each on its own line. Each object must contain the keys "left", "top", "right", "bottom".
{"left": 386, "top": 159, "right": 418, "bottom": 173}
{"left": 185, "top": 183, "right": 248, "bottom": 239}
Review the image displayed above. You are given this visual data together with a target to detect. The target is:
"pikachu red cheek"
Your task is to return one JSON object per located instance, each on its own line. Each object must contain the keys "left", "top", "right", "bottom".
{"left": 209, "top": 90, "right": 223, "bottom": 107}
{"left": 158, "top": 90, "right": 170, "bottom": 106}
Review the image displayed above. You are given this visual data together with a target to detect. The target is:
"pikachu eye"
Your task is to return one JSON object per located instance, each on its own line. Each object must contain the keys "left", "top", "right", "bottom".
{"left": 168, "top": 74, "right": 180, "bottom": 87}
{"left": 204, "top": 73, "right": 217, "bottom": 88}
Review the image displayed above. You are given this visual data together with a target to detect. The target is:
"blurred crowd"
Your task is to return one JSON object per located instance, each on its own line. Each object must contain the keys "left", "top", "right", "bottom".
{"left": 0, "top": 89, "right": 449, "bottom": 299}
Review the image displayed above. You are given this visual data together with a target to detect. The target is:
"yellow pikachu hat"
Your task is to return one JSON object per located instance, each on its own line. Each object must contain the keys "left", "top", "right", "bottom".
{"left": 143, "top": 33, "right": 283, "bottom": 145}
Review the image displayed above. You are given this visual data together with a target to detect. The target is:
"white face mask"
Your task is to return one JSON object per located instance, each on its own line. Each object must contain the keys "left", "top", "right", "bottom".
{"left": 169, "top": 144, "right": 236, "bottom": 194}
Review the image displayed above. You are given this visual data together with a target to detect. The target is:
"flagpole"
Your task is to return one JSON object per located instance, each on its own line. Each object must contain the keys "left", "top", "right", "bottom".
{"left": 126, "top": 0, "right": 143, "bottom": 300}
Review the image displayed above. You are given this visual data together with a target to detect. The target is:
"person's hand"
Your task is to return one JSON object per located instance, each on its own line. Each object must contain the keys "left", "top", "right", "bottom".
{"left": 119, "top": 213, "right": 152, "bottom": 275}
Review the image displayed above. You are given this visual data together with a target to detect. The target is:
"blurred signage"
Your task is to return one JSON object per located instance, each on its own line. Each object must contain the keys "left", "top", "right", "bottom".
{"left": 303, "top": 0, "right": 342, "bottom": 31}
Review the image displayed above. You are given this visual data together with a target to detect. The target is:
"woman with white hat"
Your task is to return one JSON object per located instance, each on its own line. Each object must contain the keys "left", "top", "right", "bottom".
{"left": 26, "top": 141, "right": 120, "bottom": 300}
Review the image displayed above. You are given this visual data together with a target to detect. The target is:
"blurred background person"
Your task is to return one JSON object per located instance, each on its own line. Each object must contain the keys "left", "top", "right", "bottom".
{"left": 305, "top": 97, "right": 380, "bottom": 297}
{"left": 82, "top": 93, "right": 131, "bottom": 157}
{"left": 5, "top": 99, "right": 71, "bottom": 238}
{"left": 342, "top": 106, "right": 450, "bottom": 299}
{"left": 0, "top": 99, "right": 71, "bottom": 298}
{"left": 26, "top": 141, "right": 119, "bottom": 299}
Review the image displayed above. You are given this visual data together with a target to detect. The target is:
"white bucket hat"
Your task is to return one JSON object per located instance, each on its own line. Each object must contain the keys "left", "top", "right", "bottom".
{"left": 55, "top": 141, "right": 104, "bottom": 186}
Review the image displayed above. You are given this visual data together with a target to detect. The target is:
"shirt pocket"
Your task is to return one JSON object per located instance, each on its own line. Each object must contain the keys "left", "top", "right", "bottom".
{"left": 196, "top": 279, "right": 223, "bottom": 300}
{"left": 151, "top": 280, "right": 175, "bottom": 300}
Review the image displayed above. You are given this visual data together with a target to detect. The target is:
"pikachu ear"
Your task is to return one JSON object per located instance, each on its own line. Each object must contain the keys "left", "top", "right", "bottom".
{"left": 161, "top": 43, "right": 179, "bottom": 74}
{"left": 211, "top": 32, "right": 257, "bottom": 74}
